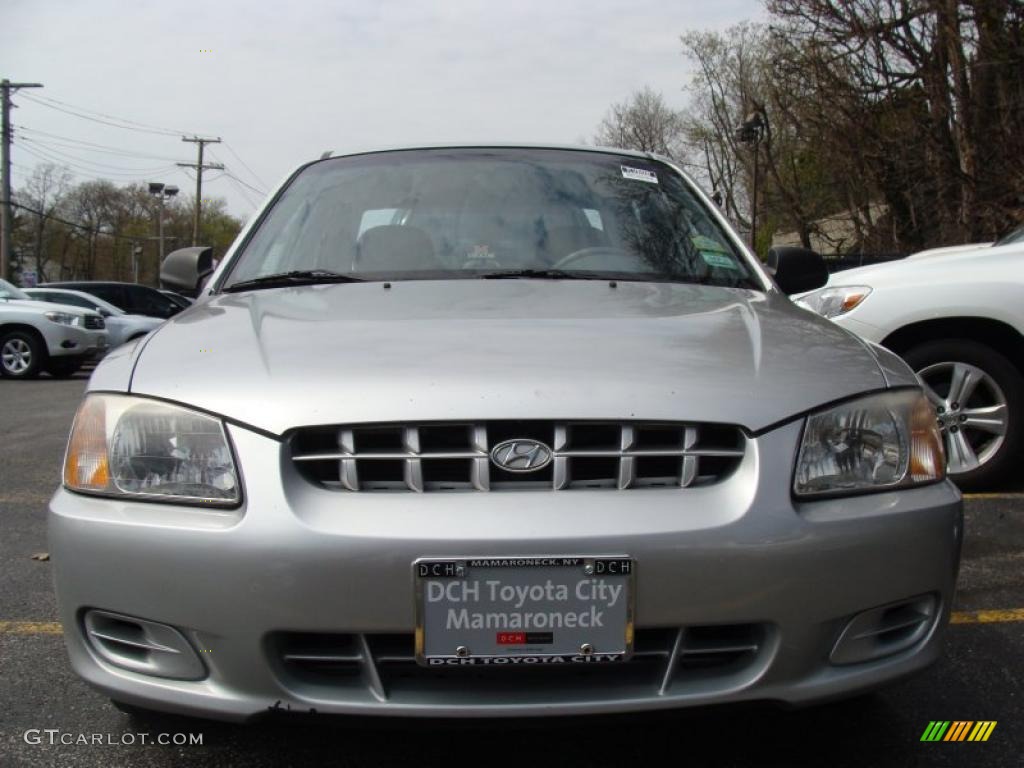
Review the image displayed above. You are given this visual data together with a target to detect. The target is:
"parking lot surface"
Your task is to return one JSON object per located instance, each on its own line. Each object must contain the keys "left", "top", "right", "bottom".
{"left": 1, "top": 375, "right": 1021, "bottom": 767}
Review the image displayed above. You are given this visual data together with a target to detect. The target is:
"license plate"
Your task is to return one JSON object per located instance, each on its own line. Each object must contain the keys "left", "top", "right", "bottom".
{"left": 414, "top": 556, "right": 634, "bottom": 665}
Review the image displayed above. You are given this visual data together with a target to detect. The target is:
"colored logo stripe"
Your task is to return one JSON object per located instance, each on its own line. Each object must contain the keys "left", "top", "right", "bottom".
{"left": 944, "top": 721, "right": 973, "bottom": 741}
{"left": 968, "top": 722, "right": 997, "bottom": 742}
{"left": 920, "top": 721, "right": 996, "bottom": 742}
{"left": 921, "top": 721, "right": 950, "bottom": 741}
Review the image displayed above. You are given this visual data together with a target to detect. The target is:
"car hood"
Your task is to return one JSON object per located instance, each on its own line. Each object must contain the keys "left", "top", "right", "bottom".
{"left": 907, "top": 242, "right": 992, "bottom": 259}
{"left": 7, "top": 298, "right": 98, "bottom": 318}
{"left": 828, "top": 242, "right": 1010, "bottom": 287}
{"left": 123, "top": 281, "right": 888, "bottom": 435}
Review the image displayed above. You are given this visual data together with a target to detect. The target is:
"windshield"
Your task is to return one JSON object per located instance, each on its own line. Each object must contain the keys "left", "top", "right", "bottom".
{"left": 222, "top": 148, "right": 759, "bottom": 290}
{"left": 0, "top": 279, "right": 29, "bottom": 300}
{"left": 995, "top": 223, "right": 1024, "bottom": 246}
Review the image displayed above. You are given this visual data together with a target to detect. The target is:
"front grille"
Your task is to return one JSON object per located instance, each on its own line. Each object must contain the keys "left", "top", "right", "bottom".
{"left": 290, "top": 421, "right": 745, "bottom": 492}
{"left": 83, "top": 315, "right": 105, "bottom": 330}
{"left": 271, "top": 624, "right": 770, "bottom": 702}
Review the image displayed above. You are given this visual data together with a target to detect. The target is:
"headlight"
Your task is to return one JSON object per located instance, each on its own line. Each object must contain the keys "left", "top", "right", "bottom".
{"left": 45, "top": 311, "right": 82, "bottom": 327}
{"left": 796, "top": 286, "right": 872, "bottom": 319}
{"left": 64, "top": 394, "right": 240, "bottom": 506}
{"left": 794, "top": 390, "right": 945, "bottom": 497}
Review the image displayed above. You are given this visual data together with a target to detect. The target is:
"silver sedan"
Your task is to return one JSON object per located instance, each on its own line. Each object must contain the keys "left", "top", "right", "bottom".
{"left": 50, "top": 145, "right": 961, "bottom": 722}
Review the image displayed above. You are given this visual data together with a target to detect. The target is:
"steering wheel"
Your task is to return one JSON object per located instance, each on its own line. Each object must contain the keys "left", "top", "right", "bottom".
{"left": 551, "top": 246, "right": 638, "bottom": 270}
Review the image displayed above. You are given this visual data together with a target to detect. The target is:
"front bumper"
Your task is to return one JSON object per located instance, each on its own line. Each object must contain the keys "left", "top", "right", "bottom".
{"left": 49, "top": 420, "right": 963, "bottom": 722}
{"left": 45, "top": 325, "right": 108, "bottom": 359}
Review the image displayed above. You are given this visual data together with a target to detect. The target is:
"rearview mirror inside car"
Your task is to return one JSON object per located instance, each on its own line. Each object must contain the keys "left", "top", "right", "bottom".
{"left": 766, "top": 246, "right": 829, "bottom": 295}
{"left": 161, "top": 247, "right": 215, "bottom": 298}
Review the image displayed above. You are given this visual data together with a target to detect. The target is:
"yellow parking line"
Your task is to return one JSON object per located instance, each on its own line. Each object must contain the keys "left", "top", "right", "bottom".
{"left": 962, "top": 493, "right": 1024, "bottom": 499}
{"left": 0, "top": 621, "right": 63, "bottom": 634}
{"left": 949, "top": 608, "right": 1024, "bottom": 625}
{"left": 1, "top": 610, "right": 1023, "bottom": 636}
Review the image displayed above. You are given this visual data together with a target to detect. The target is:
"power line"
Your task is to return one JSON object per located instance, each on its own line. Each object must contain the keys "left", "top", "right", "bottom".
{"left": 18, "top": 137, "right": 178, "bottom": 174}
{"left": 18, "top": 92, "right": 184, "bottom": 137}
{"left": 8, "top": 200, "right": 146, "bottom": 243}
{"left": 15, "top": 126, "right": 186, "bottom": 162}
{"left": 220, "top": 142, "right": 268, "bottom": 190}
{"left": 222, "top": 173, "right": 261, "bottom": 209}
{"left": 18, "top": 139, "right": 180, "bottom": 178}
{"left": 223, "top": 170, "right": 267, "bottom": 197}
{"left": 15, "top": 142, "right": 177, "bottom": 183}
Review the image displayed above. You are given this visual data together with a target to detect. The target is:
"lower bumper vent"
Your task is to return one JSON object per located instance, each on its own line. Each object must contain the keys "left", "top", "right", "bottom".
{"left": 272, "top": 624, "right": 771, "bottom": 703}
{"left": 830, "top": 594, "right": 938, "bottom": 665}
{"left": 83, "top": 609, "right": 206, "bottom": 680}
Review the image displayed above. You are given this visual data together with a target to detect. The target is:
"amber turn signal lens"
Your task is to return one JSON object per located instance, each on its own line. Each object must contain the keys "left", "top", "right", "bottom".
{"left": 64, "top": 396, "right": 110, "bottom": 491}
{"left": 910, "top": 393, "right": 946, "bottom": 482}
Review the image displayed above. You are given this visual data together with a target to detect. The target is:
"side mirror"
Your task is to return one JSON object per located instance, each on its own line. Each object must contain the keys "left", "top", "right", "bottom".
{"left": 766, "top": 246, "right": 829, "bottom": 295}
{"left": 161, "top": 246, "right": 215, "bottom": 298}
{"left": 99, "top": 309, "right": 113, "bottom": 318}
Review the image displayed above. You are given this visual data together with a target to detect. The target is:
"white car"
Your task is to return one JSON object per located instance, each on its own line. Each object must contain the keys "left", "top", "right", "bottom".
{"left": 25, "top": 287, "right": 164, "bottom": 348}
{"left": 798, "top": 225, "right": 1024, "bottom": 488}
{"left": 0, "top": 278, "right": 108, "bottom": 378}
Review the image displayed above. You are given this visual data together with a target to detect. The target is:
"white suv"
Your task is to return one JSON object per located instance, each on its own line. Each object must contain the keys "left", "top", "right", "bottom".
{"left": 24, "top": 287, "right": 163, "bottom": 348}
{"left": 799, "top": 226, "right": 1024, "bottom": 489}
{"left": 0, "top": 278, "right": 108, "bottom": 378}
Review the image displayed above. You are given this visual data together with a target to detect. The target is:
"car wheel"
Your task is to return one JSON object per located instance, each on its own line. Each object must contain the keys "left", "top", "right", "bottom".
{"left": 47, "top": 359, "right": 82, "bottom": 378}
{"left": 0, "top": 330, "right": 44, "bottom": 379}
{"left": 902, "top": 340, "right": 1023, "bottom": 490}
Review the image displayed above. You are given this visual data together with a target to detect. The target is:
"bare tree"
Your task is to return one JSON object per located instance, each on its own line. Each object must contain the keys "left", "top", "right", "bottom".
{"left": 15, "top": 163, "right": 72, "bottom": 281}
{"left": 593, "top": 87, "right": 687, "bottom": 159}
{"left": 767, "top": 0, "right": 1024, "bottom": 247}
{"left": 678, "top": 23, "right": 850, "bottom": 252}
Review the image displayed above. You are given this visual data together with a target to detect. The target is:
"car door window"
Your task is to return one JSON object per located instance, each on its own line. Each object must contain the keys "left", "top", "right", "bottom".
{"left": 52, "top": 294, "right": 97, "bottom": 311}
{"left": 85, "top": 285, "right": 126, "bottom": 309}
{"left": 130, "top": 287, "right": 179, "bottom": 318}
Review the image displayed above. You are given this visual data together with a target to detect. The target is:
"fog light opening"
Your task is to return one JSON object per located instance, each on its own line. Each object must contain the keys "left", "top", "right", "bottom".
{"left": 82, "top": 609, "right": 206, "bottom": 680}
{"left": 830, "top": 595, "right": 938, "bottom": 666}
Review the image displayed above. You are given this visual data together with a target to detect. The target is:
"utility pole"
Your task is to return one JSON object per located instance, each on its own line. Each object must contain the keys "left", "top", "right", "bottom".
{"left": 1, "top": 79, "right": 43, "bottom": 282}
{"left": 178, "top": 136, "right": 223, "bottom": 246}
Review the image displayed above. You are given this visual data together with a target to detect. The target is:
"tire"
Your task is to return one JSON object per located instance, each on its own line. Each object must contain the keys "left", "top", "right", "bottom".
{"left": 902, "top": 339, "right": 1023, "bottom": 491}
{"left": 0, "top": 330, "right": 44, "bottom": 379}
{"left": 46, "top": 359, "right": 82, "bottom": 378}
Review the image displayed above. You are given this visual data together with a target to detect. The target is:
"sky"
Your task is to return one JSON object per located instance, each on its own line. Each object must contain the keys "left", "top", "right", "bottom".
{"left": 2, "top": 0, "right": 763, "bottom": 221}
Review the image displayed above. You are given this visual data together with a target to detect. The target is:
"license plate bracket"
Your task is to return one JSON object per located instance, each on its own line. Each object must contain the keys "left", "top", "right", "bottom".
{"left": 414, "top": 556, "right": 634, "bottom": 666}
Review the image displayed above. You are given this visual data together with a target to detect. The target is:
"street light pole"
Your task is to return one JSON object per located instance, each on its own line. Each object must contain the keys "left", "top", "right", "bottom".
{"left": 148, "top": 182, "right": 178, "bottom": 285}
{"left": 157, "top": 193, "right": 166, "bottom": 263}
{"left": 751, "top": 139, "right": 760, "bottom": 251}
{"left": 735, "top": 109, "right": 767, "bottom": 253}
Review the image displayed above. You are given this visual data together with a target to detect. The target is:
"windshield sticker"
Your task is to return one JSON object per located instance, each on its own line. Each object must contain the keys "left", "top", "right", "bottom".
{"left": 691, "top": 234, "right": 728, "bottom": 253}
{"left": 620, "top": 166, "right": 658, "bottom": 184}
{"left": 700, "top": 251, "right": 738, "bottom": 270}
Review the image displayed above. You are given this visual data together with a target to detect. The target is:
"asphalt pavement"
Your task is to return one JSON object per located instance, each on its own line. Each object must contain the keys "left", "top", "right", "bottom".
{"left": 1, "top": 375, "right": 1022, "bottom": 767}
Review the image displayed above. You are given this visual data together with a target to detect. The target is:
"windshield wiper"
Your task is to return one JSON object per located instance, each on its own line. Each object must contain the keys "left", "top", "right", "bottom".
{"left": 223, "top": 269, "right": 366, "bottom": 293}
{"left": 478, "top": 268, "right": 607, "bottom": 281}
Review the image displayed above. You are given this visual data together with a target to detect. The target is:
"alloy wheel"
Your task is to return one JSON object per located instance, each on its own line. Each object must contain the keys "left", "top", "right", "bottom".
{"left": 917, "top": 361, "right": 1009, "bottom": 475}
{"left": 1, "top": 338, "right": 32, "bottom": 375}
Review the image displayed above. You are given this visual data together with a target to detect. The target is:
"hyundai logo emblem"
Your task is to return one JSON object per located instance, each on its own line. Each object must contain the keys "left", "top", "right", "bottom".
{"left": 490, "top": 439, "right": 554, "bottom": 472}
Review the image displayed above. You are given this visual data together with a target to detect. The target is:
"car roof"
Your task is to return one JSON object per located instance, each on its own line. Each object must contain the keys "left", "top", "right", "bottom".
{"left": 26, "top": 286, "right": 122, "bottom": 311}
{"left": 45, "top": 281, "right": 133, "bottom": 287}
{"left": 313, "top": 142, "right": 673, "bottom": 165}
